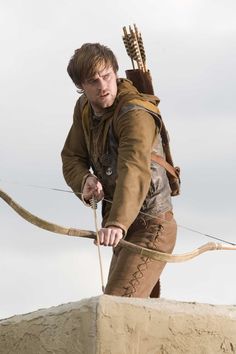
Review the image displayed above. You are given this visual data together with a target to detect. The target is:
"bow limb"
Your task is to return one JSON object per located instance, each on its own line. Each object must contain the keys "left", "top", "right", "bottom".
{"left": 120, "top": 239, "right": 236, "bottom": 263}
{"left": 0, "top": 187, "right": 96, "bottom": 239}
{"left": 1, "top": 187, "right": 236, "bottom": 263}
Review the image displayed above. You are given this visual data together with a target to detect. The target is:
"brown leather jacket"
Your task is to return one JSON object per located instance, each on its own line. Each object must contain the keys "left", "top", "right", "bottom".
{"left": 61, "top": 79, "right": 172, "bottom": 234}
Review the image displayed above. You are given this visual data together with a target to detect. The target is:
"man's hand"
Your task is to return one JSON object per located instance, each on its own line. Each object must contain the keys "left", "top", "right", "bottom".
{"left": 82, "top": 176, "right": 104, "bottom": 202}
{"left": 95, "top": 226, "right": 123, "bottom": 247}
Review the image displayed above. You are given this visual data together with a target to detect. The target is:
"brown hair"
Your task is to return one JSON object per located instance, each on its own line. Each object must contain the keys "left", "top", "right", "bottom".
{"left": 67, "top": 43, "right": 119, "bottom": 88}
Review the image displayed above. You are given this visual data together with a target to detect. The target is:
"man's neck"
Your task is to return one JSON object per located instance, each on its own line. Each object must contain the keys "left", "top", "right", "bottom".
{"left": 93, "top": 110, "right": 104, "bottom": 117}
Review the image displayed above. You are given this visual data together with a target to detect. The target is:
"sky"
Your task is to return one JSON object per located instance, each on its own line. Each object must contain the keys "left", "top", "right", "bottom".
{"left": 0, "top": 0, "right": 235, "bottom": 319}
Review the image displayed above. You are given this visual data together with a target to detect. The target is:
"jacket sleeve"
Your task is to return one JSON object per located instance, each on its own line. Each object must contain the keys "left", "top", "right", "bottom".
{"left": 61, "top": 100, "right": 92, "bottom": 199}
{"left": 105, "top": 109, "right": 158, "bottom": 234}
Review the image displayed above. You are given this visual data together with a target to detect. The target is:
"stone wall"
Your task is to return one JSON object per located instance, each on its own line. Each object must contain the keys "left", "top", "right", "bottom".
{"left": 0, "top": 296, "right": 235, "bottom": 353}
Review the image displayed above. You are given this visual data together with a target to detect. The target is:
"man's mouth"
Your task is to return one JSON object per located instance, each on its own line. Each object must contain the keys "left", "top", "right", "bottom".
{"left": 99, "top": 93, "right": 109, "bottom": 98}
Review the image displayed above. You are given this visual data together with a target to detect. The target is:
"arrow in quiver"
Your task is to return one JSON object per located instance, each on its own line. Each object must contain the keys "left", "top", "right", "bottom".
{"left": 122, "top": 24, "right": 154, "bottom": 95}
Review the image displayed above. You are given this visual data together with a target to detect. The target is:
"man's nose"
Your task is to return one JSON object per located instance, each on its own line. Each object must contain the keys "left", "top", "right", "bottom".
{"left": 97, "top": 78, "right": 106, "bottom": 91}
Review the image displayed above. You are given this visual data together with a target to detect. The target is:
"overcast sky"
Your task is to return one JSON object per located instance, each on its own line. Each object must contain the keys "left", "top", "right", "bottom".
{"left": 0, "top": 0, "right": 235, "bottom": 319}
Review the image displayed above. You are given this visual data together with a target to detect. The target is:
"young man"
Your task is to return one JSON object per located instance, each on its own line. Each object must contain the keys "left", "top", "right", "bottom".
{"left": 61, "top": 43, "right": 177, "bottom": 297}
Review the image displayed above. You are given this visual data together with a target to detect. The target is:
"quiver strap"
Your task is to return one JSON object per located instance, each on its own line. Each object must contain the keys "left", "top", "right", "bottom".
{"left": 151, "top": 152, "right": 180, "bottom": 197}
{"left": 157, "top": 120, "right": 181, "bottom": 196}
{"left": 124, "top": 69, "right": 181, "bottom": 196}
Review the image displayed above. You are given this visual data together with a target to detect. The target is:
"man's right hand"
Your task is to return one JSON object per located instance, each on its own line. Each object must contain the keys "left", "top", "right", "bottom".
{"left": 82, "top": 175, "right": 104, "bottom": 203}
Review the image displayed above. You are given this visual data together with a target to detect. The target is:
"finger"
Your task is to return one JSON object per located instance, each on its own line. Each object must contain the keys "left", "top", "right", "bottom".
{"left": 83, "top": 192, "right": 93, "bottom": 201}
{"left": 82, "top": 185, "right": 95, "bottom": 199}
{"left": 107, "top": 232, "right": 116, "bottom": 246}
{"left": 94, "top": 190, "right": 104, "bottom": 202}
{"left": 98, "top": 230, "right": 105, "bottom": 245}
{"left": 96, "top": 181, "right": 103, "bottom": 193}
{"left": 103, "top": 229, "right": 111, "bottom": 246}
{"left": 113, "top": 233, "right": 122, "bottom": 247}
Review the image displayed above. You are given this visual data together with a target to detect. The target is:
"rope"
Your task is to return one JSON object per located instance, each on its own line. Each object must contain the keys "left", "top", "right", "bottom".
{"left": 89, "top": 196, "right": 105, "bottom": 293}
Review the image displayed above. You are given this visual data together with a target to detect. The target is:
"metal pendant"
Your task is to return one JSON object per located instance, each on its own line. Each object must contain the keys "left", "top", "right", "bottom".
{"left": 106, "top": 167, "right": 113, "bottom": 176}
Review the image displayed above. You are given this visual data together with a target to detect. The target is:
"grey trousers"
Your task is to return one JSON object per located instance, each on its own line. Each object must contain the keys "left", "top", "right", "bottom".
{"left": 104, "top": 211, "right": 177, "bottom": 298}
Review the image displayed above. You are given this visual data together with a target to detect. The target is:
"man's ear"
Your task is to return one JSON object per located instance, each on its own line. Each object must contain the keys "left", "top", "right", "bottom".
{"left": 76, "top": 84, "right": 84, "bottom": 94}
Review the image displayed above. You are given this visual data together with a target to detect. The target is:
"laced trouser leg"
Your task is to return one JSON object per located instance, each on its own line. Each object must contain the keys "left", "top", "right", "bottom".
{"left": 105, "top": 211, "right": 177, "bottom": 298}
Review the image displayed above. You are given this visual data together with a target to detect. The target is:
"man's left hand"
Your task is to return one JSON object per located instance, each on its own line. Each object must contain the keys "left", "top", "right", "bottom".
{"left": 95, "top": 226, "right": 123, "bottom": 247}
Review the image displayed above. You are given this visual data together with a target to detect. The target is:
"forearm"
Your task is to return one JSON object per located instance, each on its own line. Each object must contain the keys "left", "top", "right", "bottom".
{"left": 105, "top": 165, "right": 151, "bottom": 234}
{"left": 105, "top": 110, "right": 157, "bottom": 234}
{"left": 62, "top": 152, "right": 91, "bottom": 196}
{"left": 61, "top": 101, "right": 91, "bottom": 198}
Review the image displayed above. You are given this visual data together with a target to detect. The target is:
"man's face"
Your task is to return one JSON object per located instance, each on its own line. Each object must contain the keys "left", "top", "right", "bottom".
{"left": 81, "top": 64, "right": 118, "bottom": 115}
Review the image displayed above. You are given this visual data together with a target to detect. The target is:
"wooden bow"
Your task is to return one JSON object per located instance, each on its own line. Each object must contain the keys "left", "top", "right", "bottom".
{"left": 1, "top": 188, "right": 235, "bottom": 263}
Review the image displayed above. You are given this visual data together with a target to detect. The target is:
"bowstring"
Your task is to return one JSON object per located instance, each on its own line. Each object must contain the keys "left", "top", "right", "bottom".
{"left": 102, "top": 198, "right": 235, "bottom": 246}
{"left": 89, "top": 196, "right": 105, "bottom": 294}
{"left": 0, "top": 179, "right": 235, "bottom": 246}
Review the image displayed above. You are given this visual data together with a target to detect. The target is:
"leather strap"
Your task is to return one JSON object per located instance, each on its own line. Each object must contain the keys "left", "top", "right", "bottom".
{"left": 151, "top": 153, "right": 178, "bottom": 179}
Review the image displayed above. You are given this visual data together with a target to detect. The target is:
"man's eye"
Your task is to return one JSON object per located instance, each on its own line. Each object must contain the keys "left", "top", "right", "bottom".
{"left": 103, "top": 74, "right": 110, "bottom": 80}
{"left": 88, "top": 79, "right": 97, "bottom": 84}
